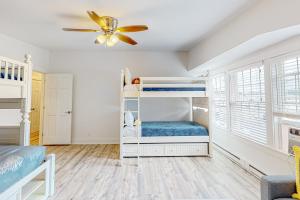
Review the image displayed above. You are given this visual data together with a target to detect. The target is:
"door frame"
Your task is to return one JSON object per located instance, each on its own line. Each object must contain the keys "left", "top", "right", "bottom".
{"left": 31, "top": 71, "right": 45, "bottom": 145}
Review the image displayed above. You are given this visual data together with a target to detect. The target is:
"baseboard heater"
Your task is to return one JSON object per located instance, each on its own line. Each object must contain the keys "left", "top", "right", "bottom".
{"left": 213, "top": 143, "right": 265, "bottom": 179}
{"left": 249, "top": 164, "right": 266, "bottom": 178}
{"left": 214, "top": 143, "right": 241, "bottom": 163}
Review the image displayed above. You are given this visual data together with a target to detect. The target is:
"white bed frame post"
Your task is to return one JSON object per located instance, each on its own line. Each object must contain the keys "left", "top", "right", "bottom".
{"left": 120, "top": 70, "right": 124, "bottom": 161}
{"left": 45, "top": 154, "right": 56, "bottom": 196}
{"left": 137, "top": 96, "right": 141, "bottom": 167}
{"left": 207, "top": 74, "right": 213, "bottom": 158}
{"left": 20, "top": 54, "right": 32, "bottom": 146}
{"left": 189, "top": 97, "right": 193, "bottom": 121}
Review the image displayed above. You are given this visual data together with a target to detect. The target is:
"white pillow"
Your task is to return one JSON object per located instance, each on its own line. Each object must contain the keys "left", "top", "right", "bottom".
{"left": 124, "top": 68, "right": 132, "bottom": 85}
{"left": 124, "top": 111, "right": 134, "bottom": 127}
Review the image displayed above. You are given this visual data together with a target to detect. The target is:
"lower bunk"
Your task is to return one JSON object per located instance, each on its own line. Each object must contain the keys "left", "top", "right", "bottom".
{"left": 0, "top": 145, "right": 55, "bottom": 200}
{"left": 121, "top": 121, "right": 210, "bottom": 158}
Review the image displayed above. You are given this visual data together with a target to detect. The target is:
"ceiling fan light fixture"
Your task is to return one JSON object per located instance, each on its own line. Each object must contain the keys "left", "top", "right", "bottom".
{"left": 96, "top": 34, "right": 107, "bottom": 44}
{"left": 97, "top": 34, "right": 119, "bottom": 47}
{"left": 106, "top": 35, "right": 119, "bottom": 47}
{"left": 106, "top": 40, "right": 115, "bottom": 47}
{"left": 109, "top": 34, "right": 119, "bottom": 44}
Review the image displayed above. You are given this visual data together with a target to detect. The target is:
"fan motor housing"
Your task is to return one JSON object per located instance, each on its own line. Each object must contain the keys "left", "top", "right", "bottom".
{"left": 101, "top": 16, "right": 118, "bottom": 34}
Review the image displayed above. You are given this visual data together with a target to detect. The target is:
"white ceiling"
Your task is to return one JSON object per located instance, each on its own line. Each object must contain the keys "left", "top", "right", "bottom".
{"left": 0, "top": 0, "right": 256, "bottom": 51}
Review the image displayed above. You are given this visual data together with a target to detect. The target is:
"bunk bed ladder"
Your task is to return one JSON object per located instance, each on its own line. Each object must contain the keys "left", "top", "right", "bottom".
{"left": 121, "top": 96, "right": 141, "bottom": 168}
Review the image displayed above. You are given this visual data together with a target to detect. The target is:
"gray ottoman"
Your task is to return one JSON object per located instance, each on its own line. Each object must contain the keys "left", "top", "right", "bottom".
{"left": 261, "top": 175, "right": 297, "bottom": 200}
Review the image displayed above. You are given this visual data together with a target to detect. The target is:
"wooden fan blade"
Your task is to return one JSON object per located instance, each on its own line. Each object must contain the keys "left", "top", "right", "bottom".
{"left": 62, "top": 28, "right": 99, "bottom": 32}
{"left": 116, "top": 33, "right": 137, "bottom": 45}
{"left": 87, "top": 11, "right": 106, "bottom": 28}
{"left": 117, "top": 25, "right": 148, "bottom": 32}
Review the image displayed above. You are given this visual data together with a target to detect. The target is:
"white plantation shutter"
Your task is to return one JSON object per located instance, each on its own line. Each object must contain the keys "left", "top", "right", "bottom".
{"left": 212, "top": 74, "right": 227, "bottom": 130}
{"left": 230, "top": 64, "right": 267, "bottom": 144}
{"left": 272, "top": 56, "right": 300, "bottom": 115}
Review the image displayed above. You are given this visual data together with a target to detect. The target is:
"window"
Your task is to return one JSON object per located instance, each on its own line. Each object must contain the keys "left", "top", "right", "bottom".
{"left": 272, "top": 56, "right": 300, "bottom": 115}
{"left": 230, "top": 64, "right": 267, "bottom": 144}
{"left": 211, "top": 74, "right": 226, "bottom": 130}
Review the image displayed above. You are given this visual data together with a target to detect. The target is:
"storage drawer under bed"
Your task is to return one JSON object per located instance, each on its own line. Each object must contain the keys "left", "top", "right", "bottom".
{"left": 122, "top": 143, "right": 208, "bottom": 157}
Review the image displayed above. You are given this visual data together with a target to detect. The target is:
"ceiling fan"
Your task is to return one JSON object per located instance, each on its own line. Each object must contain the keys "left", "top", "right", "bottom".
{"left": 63, "top": 11, "right": 148, "bottom": 47}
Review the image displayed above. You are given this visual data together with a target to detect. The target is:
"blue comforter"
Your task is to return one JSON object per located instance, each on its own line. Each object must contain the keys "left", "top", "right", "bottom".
{"left": 141, "top": 121, "right": 208, "bottom": 137}
{"left": 0, "top": 145, "right": 45, "bottom": 193}
{"left": 143, "top": 87, "right": 206, "bottom": 91}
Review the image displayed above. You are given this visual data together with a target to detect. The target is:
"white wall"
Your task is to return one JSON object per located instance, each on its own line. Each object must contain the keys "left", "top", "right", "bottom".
{"left": 0, "top": 33, "right": 50, "bottom": 72}
{"left": 140, "top": 98, "right": 190, "bottom": 122}
{"left": 188, "top": 0, "right": 300, "bottom": 70}
{"left": 0, "top": 33, "right": 50, "bottom": 129}
{"left": 209, "top": 36, "right": 300, "bottom": 175}
{"left": 49, "top": 51, "right": 190, "bottom": 144}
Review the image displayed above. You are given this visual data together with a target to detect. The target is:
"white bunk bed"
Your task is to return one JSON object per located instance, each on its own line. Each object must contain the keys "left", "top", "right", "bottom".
{"left": 0, "top": 55, "right": 55, "bottom": 200}
{"left": 120, "top": 69, "right": 211, "bottom": 158}
{"left": 0, "top": 55, "right": 32, "bottom": 146}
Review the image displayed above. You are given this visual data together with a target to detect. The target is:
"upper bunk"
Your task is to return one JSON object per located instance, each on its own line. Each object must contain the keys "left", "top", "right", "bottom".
{"left": 121, "top": 69, "right": 208, "bottom": 98}
{"left": 0, "top": 55, "right": 31, "bottom": 99}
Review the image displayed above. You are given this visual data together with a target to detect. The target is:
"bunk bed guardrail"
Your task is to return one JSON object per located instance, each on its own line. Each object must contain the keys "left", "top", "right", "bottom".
{"left": 121, "top": 69, "right": 208, "bottom": 98}
{"left": 0, "top": 55, "right": 31, "bottom": 100}
{"left": 0, "top": 56, "right": 27, "bottom": 83}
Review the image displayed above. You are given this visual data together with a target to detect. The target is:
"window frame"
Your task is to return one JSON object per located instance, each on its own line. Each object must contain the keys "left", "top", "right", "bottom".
{"left": 211, "top": 73, "right": 227, "bottom": 132}
{"left": 269, "top": 53, "right": 300, "bottom": 151}
{"left": 271, "top": 54, "right": 300, "bottom": 116}
{"left": 228, "top": 62, "right": 268, "bottom": 145}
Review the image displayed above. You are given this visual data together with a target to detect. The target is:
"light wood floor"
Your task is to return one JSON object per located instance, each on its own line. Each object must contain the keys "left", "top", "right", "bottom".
{"left": 47, "top": 145, "right": 260, "bottom": 200}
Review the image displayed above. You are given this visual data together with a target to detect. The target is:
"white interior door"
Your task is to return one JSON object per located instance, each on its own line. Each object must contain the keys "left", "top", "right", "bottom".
{"left": 43, "top": 74, "right": 73, "bottom": 145}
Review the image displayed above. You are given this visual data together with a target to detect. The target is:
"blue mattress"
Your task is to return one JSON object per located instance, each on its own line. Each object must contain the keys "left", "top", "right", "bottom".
{"left": 141, "top": 121, "right": 208, "bottom": 137}
{"left": 0, "top": 145, "right": 46, "bottom": 193}
{"left": 143, "top": 87, "right": 206, "bottom": 91}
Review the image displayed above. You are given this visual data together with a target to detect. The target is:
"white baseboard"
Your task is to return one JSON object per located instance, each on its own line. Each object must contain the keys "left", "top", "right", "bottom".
{"left": 72, "top": 137, "right": 119, "bottom": 144}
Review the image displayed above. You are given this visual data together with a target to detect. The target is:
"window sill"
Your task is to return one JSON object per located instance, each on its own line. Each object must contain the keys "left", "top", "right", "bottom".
{"left": 214, "top": 130, "right": 291, "bottom": 158}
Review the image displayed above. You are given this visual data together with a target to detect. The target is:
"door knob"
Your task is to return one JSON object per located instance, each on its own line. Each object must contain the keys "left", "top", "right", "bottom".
{"left": 65, "top": 111, "right": 72, "bottom": 114}
{"left": 31, "top": 108, "right": 35, "bottom": 111}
